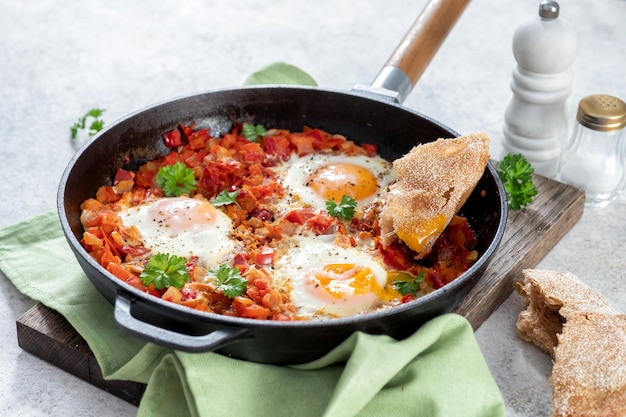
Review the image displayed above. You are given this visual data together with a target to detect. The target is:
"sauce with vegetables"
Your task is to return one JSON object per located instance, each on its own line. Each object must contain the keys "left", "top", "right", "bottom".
{"left": 79, "top": 122, "right": 479, "bottom": 320}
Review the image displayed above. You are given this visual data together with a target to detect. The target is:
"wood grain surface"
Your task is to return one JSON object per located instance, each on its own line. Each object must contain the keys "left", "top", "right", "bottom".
{"left": 16, "top": 174, "right": 585, "bottom": 405}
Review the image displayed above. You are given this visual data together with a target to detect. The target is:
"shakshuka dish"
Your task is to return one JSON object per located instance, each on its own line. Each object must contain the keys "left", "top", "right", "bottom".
{"left": 78, "top": 122, "right": 491, "bottom": 320}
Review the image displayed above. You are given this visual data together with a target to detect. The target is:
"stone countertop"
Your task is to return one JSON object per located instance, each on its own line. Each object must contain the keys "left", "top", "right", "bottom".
{"left": 1, "top": 0, "right": 624, "bottom": 415}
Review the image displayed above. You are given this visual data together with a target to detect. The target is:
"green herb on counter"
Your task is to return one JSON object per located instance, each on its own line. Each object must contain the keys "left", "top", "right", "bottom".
{"left": 70, "top": 108, "right": 106, "bottom": 140}
{"left": 497, "top": 153, "right": 538, "bottom": 210}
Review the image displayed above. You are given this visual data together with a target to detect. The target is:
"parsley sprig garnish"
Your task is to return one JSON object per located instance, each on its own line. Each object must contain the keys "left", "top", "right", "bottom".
{"left": 326, "top": 195, "right": 357, "bottom": 221}
{"left": 242, "top": 123, "right": 267, "bottom": 142}
{"left": 208, "top": 264, "right": 247, "bottom": 298}
{"left": 139, "top": 253, "right": 190, "bottom": 290}
{"left": 392, "top": 271, "right": 425, "bottom": 297}
{"left": 70, "top": 108, "right": 106, "bottom": 140}
{"left": 496, "top": 154, "right": 538, "bottom": 210}
{"left": 210, "top": 189, "right": 241, "bottom": 208}
{"left": 155, "top": 162, "right": 197, "bottom": 197}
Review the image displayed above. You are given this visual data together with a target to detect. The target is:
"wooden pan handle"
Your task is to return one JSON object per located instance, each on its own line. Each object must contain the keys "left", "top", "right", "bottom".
{"left": 388, "top": 0, "right": 471, "bottom": 85}
{"left": 368, "top": 0, "right": 471, "bottom": 102}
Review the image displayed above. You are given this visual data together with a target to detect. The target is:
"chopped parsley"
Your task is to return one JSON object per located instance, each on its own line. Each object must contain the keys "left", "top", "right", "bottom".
{"left": 155, "top": 162, "right": 197, "bottom": 197}
{"left": 70, "top": 108, "right": 106, "bottom": 140}
{"left": 242, "top": 123, "right": 267, "bottom": 142}
{"left": 139, "top": 253, "right": 190, "bottom": 290}
{"left": 208, "top": 264, "right": 247, "bottom": 298}
{"left": 392, "top": 271, "right": 425, "bottom": 297}
{"left": 326, "top": 195, "right": 357, "bottom": 221}
{"left": 496, "top": 153, "right": 538, "bottom": 210}
{"left": 210, "top": 188, "right": 241, "bottom": 208}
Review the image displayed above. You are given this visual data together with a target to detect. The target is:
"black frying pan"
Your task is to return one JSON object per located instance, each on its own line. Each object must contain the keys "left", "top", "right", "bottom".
{"left": 58, "top": 0, "right": 508, "bottom": 364}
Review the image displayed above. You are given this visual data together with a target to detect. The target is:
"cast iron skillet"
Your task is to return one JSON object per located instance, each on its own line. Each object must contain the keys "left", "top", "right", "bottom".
{"left": 58, "top": 0, "right": 508, "bottom": 364}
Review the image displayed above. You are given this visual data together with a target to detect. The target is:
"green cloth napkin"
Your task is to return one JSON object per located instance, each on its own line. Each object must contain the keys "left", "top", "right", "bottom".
{"left": 0, "top": 212, "right": 506, "bottom": 417}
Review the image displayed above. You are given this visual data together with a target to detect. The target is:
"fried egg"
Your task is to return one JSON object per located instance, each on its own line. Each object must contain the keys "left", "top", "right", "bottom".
{"left": 118, "top": 196, "right": 240, "bottom": 268}
{"left": 273, "top": 235, "right": 394, "bottom": 318}
{"left": 278, "top": 153, "right": 396, "bottom": 210}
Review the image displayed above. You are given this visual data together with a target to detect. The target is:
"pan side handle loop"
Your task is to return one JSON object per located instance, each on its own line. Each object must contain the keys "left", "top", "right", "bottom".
{"left": 370, "top": 0, "right": 471, "bottom": 103}
{"left": 113, "top": 292, "right": 249, "bottom": 353}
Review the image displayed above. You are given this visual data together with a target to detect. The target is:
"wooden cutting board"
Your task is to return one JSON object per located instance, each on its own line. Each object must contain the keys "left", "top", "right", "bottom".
{"left": 15, "top": 174, "right": 585, "bottom": 406}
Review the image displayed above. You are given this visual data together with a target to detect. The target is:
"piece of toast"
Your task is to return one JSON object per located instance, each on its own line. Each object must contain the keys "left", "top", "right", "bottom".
{"left": 515, "top": 269, "right": 626, "bottom": 417}
{"left": 379, "top": 133, "right": 490, "bottom": 258}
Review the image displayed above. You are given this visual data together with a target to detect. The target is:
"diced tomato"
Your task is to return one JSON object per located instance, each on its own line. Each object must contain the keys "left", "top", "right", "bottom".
{"left": 262, "top": 135, "right": 292, "bottom": 160}
{"left": 124, "top": 246, "right": 151, "bottom": 258}
{"left": 305, "top": 212, "right": 336, "bottom": 235}
{"left": 236, "top": 189, "right": 257, "bottom": 212}
{"left": 134, "top": 171, "right": 155, "bottom": 188}
{"left": 96, "top": 186, "right": 121, "bottom": 204}
{"left": 238, "top": 142, "right": 265, "bottom": 163}
{"left": 289, "top": 133, "right": 315, "bottom": 156}
{"left": 113, "top": 168, "right": 135, "bottom": 185}
{"left": 378, "top": 240, "right": 413, "bottom": 270}
{"left": 106, "top": 262, "right": 147, "bottom": 292}
{"left": 232, "top": 297, "right": 272, "bottom": 319}
{"left": 427, "top": 271, "right": 446, "bottom": 289}
{"left": 361, "top": 143, "right": 378, "bottom": 157}
{"left": 163, "top": 128, "right": 183, "bottom": 148}
{"left": 253, "top": 247, "right": 275, "bottom": 266}
{"left": 162, "top": 151, "right": 180, "bottom": 166}
{"left": 187, "top": 129, "right": 210, "bottom": 150}
{"left": 252, "top": 208, "right": 273, "bottom": 222}
{"left": 85, "top": 212, "right": 121, "bottom": 232}
{"left": 283, "top": 209, "right": 306, "bottom": 225}
{"left": 233, "top": 253, "right": 250, "bottom": 272}
{"left": 179, "top": 123, "right": 196, "bottom": 139}
{"left": 401, "top": 294, "right": 416, "bottom": 304}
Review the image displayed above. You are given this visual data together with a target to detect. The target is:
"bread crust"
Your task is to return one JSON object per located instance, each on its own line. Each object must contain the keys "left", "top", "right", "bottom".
{"left": 379, "top": 133, "right": 490, "bottom": 258}
{"left": 552, "top": 308, "right": 626, "bottom": 417}
{"left": 514, "top": 269, "right": 626, "bottom": 417}
{"left": 514, "top": 269, "right": 614, "bottom": 355}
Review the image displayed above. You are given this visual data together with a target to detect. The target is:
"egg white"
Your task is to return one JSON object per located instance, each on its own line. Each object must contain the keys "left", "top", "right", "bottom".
{"left": 275, "top": 153, "right": 396, "bottom": 212}
{"left": 117, "top": 196, "right": 241, "bottom": 269}
{"left": 272, "top": 235, "right": 388, "bottom": 318}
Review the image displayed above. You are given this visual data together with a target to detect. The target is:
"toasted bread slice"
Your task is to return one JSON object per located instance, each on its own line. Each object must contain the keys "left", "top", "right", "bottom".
{"left": 514, "top": 269, "right": 626, "bottom": 417}
{"left": 380, "top": 133, "right": 490, "bottom": 258}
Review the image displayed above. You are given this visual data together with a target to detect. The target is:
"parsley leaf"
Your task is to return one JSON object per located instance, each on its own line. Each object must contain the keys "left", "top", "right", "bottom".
{"left": 139, "top": 253, "right": 190, "bottom": 290}
{"left": 210, "top": 189, "right": 241, "bottom": 208}
{"left": 242, "top": 123, "right": 267, "bottom": 142}
{"left": 326, "top": 195, "right": 357, "bottom": 221}
{"left": 392, "top": 271, "right": 425, "bottom": 297}
{"left": 70, "top": 108, "right": 106, "bottom": 140}
{"left": 496, "top": 154, "right": 538, "bottom": 210}
{"left": 155, "top": 162, "right": 197, "bottom": 197}
{"left": 208, "top": 264, "right": 247, "bottom": 298}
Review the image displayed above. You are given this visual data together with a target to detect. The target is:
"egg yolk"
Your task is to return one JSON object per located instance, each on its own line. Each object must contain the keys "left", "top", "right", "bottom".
{"left": 396, "top": 213, "right": 448, "bottom": 253}
{"left": 307, "top": 163, "right": 378, "bottom": 202}
{"left": 307, "top": 263, "right": 388, "bottom": 300}
{"left": 148, "top": 197, "right": 218, "bottom": 237}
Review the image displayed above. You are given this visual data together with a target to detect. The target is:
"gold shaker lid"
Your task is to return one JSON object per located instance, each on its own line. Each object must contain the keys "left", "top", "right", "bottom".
{"left": 576, "top": 94, "right": 626, "bottom": 132}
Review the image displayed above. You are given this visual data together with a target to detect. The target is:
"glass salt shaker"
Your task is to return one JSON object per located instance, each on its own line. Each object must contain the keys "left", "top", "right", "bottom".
{"left": 556, "top": 94, "right": 626, "bottom": 207}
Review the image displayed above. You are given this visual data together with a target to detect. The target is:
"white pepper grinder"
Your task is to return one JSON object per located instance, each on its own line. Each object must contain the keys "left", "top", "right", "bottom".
{"left": 502, "top": 0, "right": 578, "bottom": 178}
